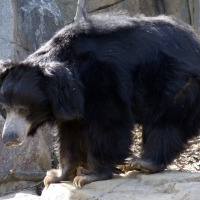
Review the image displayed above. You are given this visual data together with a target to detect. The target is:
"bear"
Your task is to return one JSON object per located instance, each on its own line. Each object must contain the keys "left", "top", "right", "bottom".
{"left": 0, "top": 13, "right": 200, "bottom": 188}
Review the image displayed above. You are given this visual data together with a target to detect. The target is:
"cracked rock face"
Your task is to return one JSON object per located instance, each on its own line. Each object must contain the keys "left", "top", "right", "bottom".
{"left": 0, "top": 0, "right": 15, "bottom": 61}
{"left": 0, "top": 116, "right": 53, "bottom": 195}
{"left": 0, "top": 0, "right": 61, "bottom": 195}
{"left": 0, "top": 0, "right": 63, "bottom": 62}
{"left": 0, "top": 0, "right": 198, "bottom": 62}
{"left": 15, "top": 0, "right": 63, "bottom": 61}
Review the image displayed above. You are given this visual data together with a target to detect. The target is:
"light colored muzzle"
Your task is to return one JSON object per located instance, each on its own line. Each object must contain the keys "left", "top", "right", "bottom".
{"left": 2, "top": 111, "right": 31, "bottom": 146}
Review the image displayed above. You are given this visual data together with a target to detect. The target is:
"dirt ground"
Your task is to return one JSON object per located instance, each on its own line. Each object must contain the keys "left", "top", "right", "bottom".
{"left": 128, "top": 126, "right": 200, "bottom": 173}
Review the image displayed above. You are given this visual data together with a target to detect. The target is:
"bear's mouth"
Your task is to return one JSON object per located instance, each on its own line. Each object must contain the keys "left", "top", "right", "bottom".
{"left": 2, "top": 110, "right": 31, "bottom": 146}
{"left": 4, "top": 141, "right": 23, "bottom": 146}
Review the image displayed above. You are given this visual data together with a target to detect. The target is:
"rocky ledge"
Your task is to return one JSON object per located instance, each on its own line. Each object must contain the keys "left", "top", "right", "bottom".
{"left": 41, "top": 171, "right": 200, "bottom": 200}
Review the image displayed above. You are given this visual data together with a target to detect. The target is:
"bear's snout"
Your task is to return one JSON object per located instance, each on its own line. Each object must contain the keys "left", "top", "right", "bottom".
{"left": 2, "top": 110, "right": 31, "bottom": 146}
{"left": 2, "top": 131, "right": 22, "bottom": 146}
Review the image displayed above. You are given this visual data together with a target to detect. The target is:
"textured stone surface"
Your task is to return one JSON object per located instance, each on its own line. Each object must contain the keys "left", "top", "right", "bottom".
{"left": 86, "top": 0, "right": 124, "bottom": 12}
{"left": 96, "top": 0, "right": 193, "bottom": 26}
{"left": 94, "top": 0, "right": 128, "bottom": 14}
{"left": 42, "top": 171, "right": 200, "bottom": 200}
{"left": 14, "top": 0, "right": 63, "bottom": 62}
{"left": 0, "top": 0, "right": 199, "bottom": 63}
{"left": 0, "top": 0, "right": 63, "bottom": 62}
{"left": 137, "top": 0, "right": 156, "bottom": 16}
{"left": 0, "top": 0, "right": 15, "bottom": 60}
{"left": 0, "top": 0, "right": 158, "bottom": 61}
{"left": 163, "top": 0, "right": 191, "bottom": 24}
{"left": 0, "top": 117, "right": 52, "bottom": 195}
{"left": 94, "top": 0, "right": 154, "bottom": 16}
{"left": 88, "top": 0, "right": 191, "bottom": 26}
{"left": 0, "top": 0, "right": 62, "bottom": 194}
{"left": 0, "top": 124, "right": 52, "bottom": 172}
{"left": 1, "top": 190, "right": 40, "bottom": 200}
{"left": 54, "top": 0, "right": 77, "bottom": 25}
{"left": 193, "top": 0, "right": 200, "bottom": 35}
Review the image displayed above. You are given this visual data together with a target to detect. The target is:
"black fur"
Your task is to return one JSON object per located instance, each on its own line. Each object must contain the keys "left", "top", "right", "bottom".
{"left": 1, "top": 13, "right": 200, "bottom": 186}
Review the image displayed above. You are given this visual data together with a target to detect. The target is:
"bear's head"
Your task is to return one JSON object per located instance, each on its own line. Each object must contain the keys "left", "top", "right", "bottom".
{"left": 0, "top": 60, "right": 84, "bottom": 146}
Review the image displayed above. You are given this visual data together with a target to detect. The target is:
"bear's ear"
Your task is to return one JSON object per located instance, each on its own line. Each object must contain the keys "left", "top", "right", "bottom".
{"left": 0, "top": 60, "right": 13, "bottom": 84}
{"left": 41, "top": 62, "right": 84, "bottom": 121}
{"left": 0, "top": 60, "right": 14, "bottom": 119}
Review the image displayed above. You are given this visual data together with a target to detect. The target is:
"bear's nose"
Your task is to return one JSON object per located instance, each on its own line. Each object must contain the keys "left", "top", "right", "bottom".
{"left": 2, "top": 132, "right": 22, "bottom": 146}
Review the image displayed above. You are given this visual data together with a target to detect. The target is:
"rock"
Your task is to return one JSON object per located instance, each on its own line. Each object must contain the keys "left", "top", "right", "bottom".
{"left": 93, "top": 1, "right": 129, "bottom": 14}
{"left": 162, "top": 0, "right": 191, "bottom": 24}
{"left": 0, "top": 0, "right": 62, "bottom": 62}
{"left": 0, "top": 117, "right": 53, "bottom": 195}
{"left": 0, "top": 0, "right": 199, "bottom": 63}
{"left": 0, "top": 0, "right": 16, "bottom": 60}
{"left": 0, "top": 0, "right": 62, "bottom": 194}
{"left": 41, "top": 171, "right": 200, "bottom": 200}
{"left": 188, "top": 0, "right": 194, "bottom": 25}
{"left": 125, "top": 0, "right": 141, "bottom": 15}
{"left": 86, "top": 0, "right": 124, "bottom": 12}
{"left": 94, "top": 0, "right": 155, "bottom": 16}
{"left": 14, "top": 0, "right": 63, "bottom": 62}
{"left": 54, "top": 0, "right": 77, "bottom": 25}
{"left": 193, "top": 0, "right": 200, "bottom": 35}
{"left": 137, "top": 0, "right": 157, "bottom": 16}
{"left": 84, "top": 0, "right": 191, "bottom": 26}
{"left": 1, "top": 190, "right": 40, "bottom": 200}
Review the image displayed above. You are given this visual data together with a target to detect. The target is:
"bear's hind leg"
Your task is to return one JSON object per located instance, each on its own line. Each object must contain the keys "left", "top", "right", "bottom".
{"left": 127, "top": 156, "right": 165, "bottom": 173}
{"left": 129, "top": 77, "right": 200, "bottom": 173}
{"left": 128, "top": 120, "right": 196, "bottom": 173}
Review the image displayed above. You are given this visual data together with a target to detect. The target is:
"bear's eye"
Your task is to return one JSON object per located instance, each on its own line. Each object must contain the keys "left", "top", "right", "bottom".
{"left": 0, "top": 107, "right": 7, "bottom": 119}
{"left": 18, "top": 108, "right": 27, "bottom": 115}
{"left": 2, "top": 108, "right": 6, "bottom": 116}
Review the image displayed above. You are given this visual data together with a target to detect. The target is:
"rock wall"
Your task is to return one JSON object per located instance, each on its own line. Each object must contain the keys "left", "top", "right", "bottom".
{"left": 54, "top": 0, "right": 77, "bottom": 25}
{"left": 0, "top": 0, "right": 63, "bottom": 62}
{"left": 0, "top": 0, "right": 16, "bottom": 61}
{"left": 14, "top": 0, "right": 63, "bottom": 62}
{"left": 56, "top": 0, "right": 192, "bottom": 23}
{"left": 56, "top": 0, "right": 200, "bottom": 35}
{"left": 1, "top": 0, "right": 200, "bottom": 62}
{"left": 0, "top": 0, "right": 61, "bottom": 195}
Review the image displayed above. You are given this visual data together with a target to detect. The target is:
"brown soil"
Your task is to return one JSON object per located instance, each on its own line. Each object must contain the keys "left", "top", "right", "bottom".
{"left": 124, "top": 125, "right": 200, "bottom": 173}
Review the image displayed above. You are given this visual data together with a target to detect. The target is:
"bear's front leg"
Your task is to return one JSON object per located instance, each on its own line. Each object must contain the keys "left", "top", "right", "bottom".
{"left": 44, "top": 165, "right": 77, "bottom": 187}
{"left": 44, "top": 120, "right": 87, "bottom": 187}
{"left": 73, "top": 166, "right": 113, "bottom": 188}
{"left": 71, "top": 113, "right": 133, "bottom": 188}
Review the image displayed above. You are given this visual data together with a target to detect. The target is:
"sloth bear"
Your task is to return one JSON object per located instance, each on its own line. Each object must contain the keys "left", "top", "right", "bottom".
{"left": 1, "top": 13, "right": 200, "bottom": 188}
